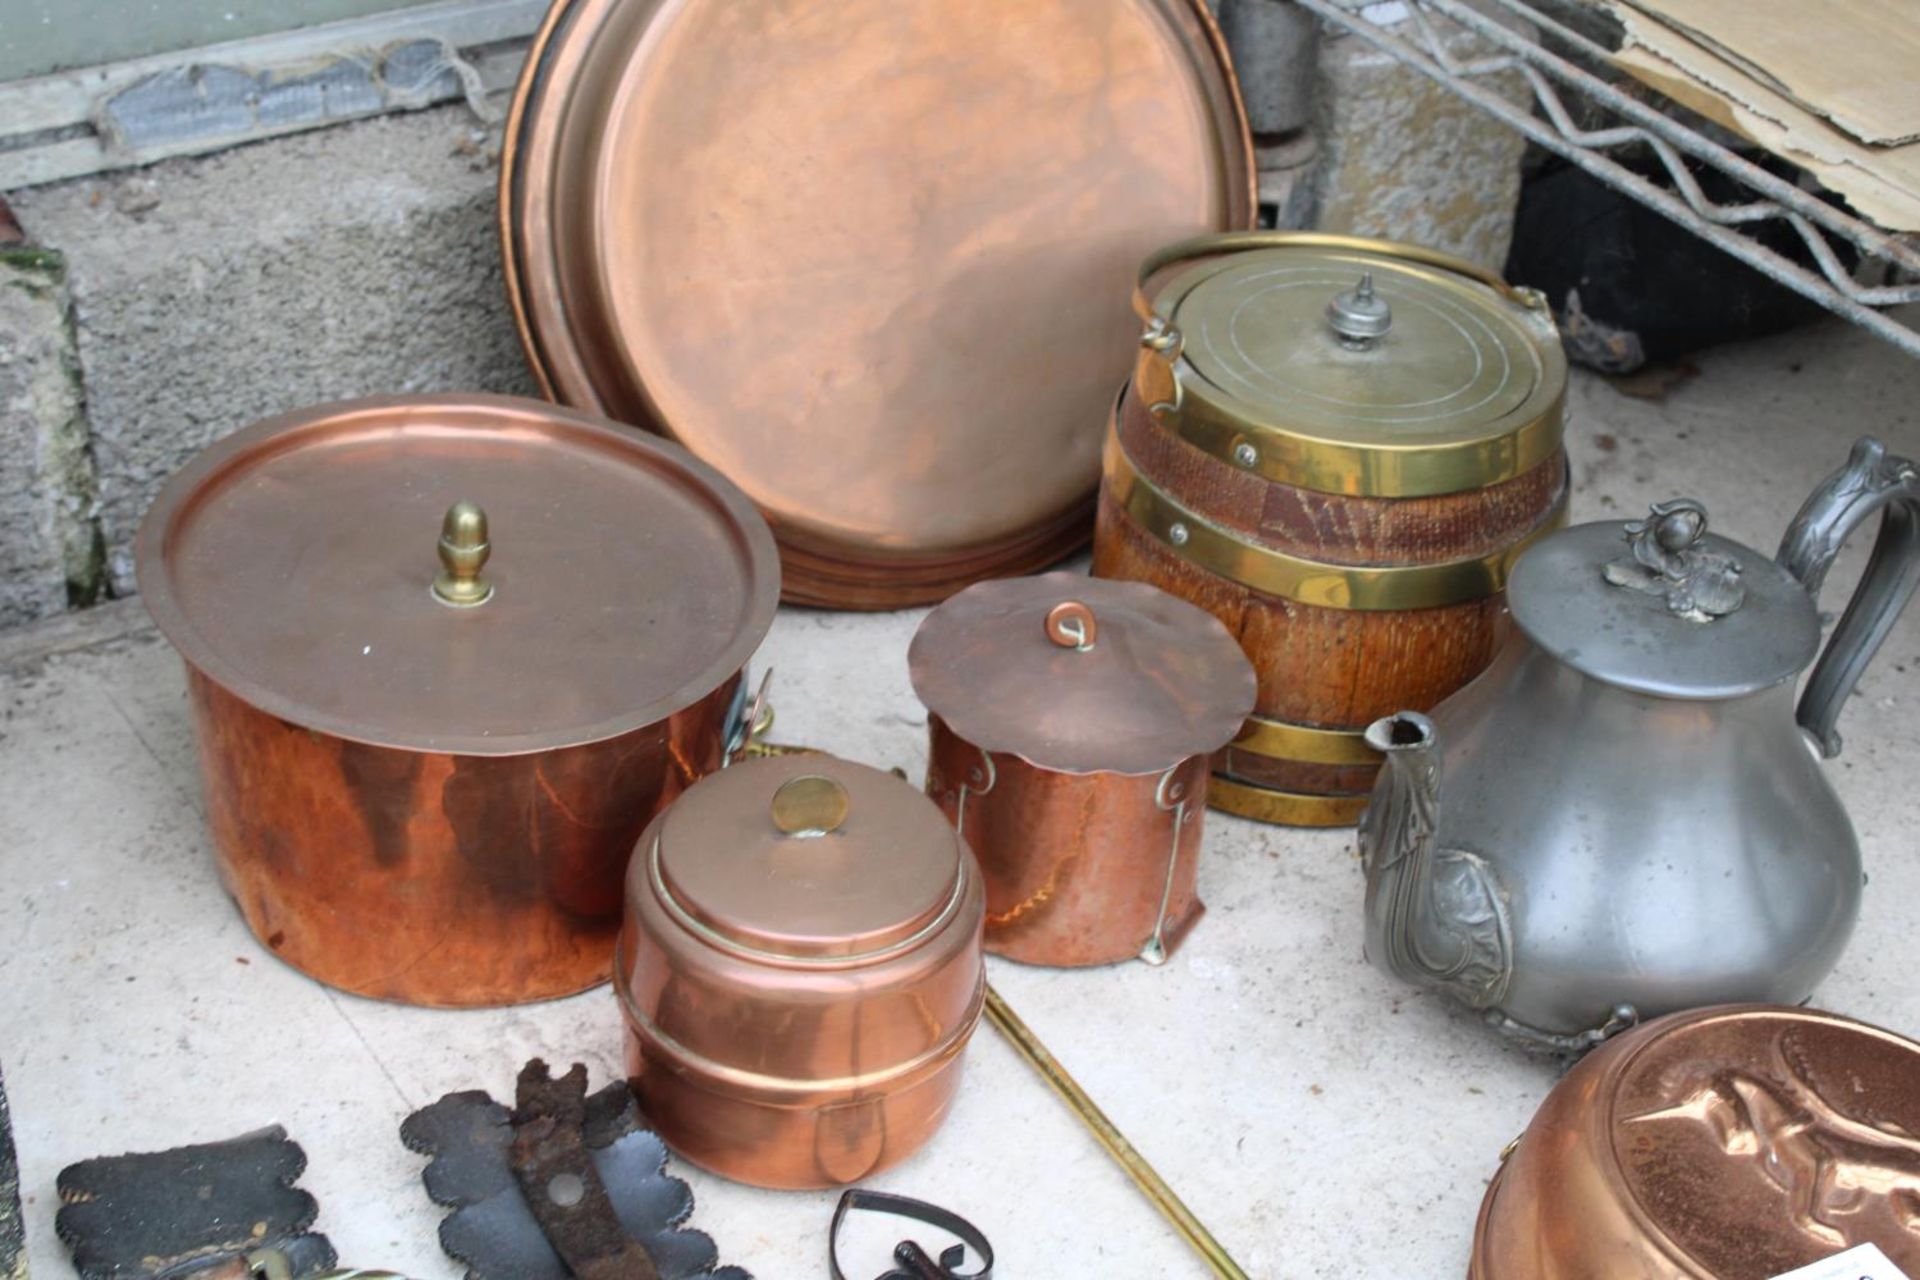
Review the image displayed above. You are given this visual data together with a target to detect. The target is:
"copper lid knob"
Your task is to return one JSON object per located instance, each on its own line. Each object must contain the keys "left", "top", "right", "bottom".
{"left": 769, "top": 774, "right": 850, "bottom": 837}
{"left": 1044, "top": 600, "right": 1097, "bottom": 651}
{"left": 432, "top": 500, "right": 494, "bottom": 607}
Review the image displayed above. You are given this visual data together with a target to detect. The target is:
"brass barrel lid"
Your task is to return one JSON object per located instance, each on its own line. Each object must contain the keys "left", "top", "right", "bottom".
{"left": 1135, "top": 232, "right": 1567, "bottom": 497}
{"left": 908, "top": 571, "right": 1257, "bottom": 776}
{"left": 1507, "top": 500, "right": 1819, "bottom": 700}
{"left": 650, "top": 754, "right": 971, "bottom": 963}
{"left": 134, "top": 394, "right": 780, "bottom": 755}
{"left": 1474, "top": 1005, "right": 1920, "bottom": 1279}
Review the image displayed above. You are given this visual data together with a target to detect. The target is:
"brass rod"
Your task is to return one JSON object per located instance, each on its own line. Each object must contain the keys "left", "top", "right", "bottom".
{"left": 983, "top": 984, "right": 1251, "bottom": 1280}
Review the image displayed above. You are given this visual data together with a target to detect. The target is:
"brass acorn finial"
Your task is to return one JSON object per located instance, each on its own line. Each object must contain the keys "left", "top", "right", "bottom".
{"left": 431, "top": 500, "right": 494, "bottom": 607}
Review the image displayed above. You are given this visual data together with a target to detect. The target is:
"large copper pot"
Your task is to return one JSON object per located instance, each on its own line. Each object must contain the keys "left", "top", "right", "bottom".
{"left": 909, "top": 572, "right": 1255, "bottom": 967}
{"left": 1473, "top": 1005, "right": 1920, "bottom": 1278}
{"left": 135, "top": 395, "right": 780, "bottom": 1008}
{"left": 617, "top": 753, "right": 985, "bottom": 1190}
{"left": 1095, "top": 232, "right": 1569, "bottom": 827}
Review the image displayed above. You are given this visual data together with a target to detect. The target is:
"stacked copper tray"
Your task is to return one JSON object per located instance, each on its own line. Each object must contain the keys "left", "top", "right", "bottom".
{"left": 501, "top": 0, "right": 1255, "bottom": 607}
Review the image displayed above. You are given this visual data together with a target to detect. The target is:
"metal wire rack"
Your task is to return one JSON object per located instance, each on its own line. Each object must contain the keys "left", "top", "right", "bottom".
{"left": 1290, "top": 0, "right": 1920, "bottom": 358}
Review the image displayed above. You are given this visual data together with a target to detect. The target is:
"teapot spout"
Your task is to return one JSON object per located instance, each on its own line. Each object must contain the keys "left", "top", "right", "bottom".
{"left": 1360, "top": 712, "right": 1513, "bottom": 1010}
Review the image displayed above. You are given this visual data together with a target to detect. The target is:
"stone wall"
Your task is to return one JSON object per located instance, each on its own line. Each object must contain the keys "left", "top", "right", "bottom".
{"left": 3, "top": 102, "right": 532, "bottom": 621}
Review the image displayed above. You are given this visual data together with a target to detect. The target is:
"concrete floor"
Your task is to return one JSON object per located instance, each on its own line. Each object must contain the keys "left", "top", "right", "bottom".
{"left": 2, "top": 313, "right": 1918, "bottom": 1279}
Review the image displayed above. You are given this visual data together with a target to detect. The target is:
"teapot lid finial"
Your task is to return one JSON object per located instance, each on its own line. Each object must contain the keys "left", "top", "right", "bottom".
{"left": 1600, "top": 498, "right": 1747, "bottom": 623}
{"left": 1506, "top": 500, "right": 1819, "bottom": 701}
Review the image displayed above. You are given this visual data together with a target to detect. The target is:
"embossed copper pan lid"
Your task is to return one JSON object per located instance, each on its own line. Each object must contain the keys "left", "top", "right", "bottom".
{"left": 1473, "top": 1005, "right": 1920, "bottom": 1279}
{"left": 502, "top": 0, "right": 1255, "bottom": 608}
{"left": 908, "top": 571, "right": 1256, "bottom": 775}
{"left": 135, "top": 394, "right": 780, "bottom": 754}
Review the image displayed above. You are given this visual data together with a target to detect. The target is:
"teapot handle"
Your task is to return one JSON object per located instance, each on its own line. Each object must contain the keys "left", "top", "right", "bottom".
{"left": 1775, "top": 437, "right": 1920, "bottom": 758}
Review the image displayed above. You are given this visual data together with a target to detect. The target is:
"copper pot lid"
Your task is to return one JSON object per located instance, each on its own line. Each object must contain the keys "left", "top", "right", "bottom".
{"left": 649, "top": 753, "right": 970, "bottom": 963}
{"left": 908, "top": 571, "right": 1256, "bottom": 775}
{"left": 502, "top": 0, "right": 1255, "bottom": 606}
{"left": 1138, "top": 233, "right": 1567, "bottom": 496}
{"left": 135, "top": 394, "right": 779, "bottom": 755}
{"left": 1473, "top": 1004, "right": 1920, "bottom": 1279}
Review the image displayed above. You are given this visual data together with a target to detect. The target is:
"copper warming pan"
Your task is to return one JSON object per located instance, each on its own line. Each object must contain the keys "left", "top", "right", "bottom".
{"left": 135, "top": 394, "right": 780, "bottom": 1008}
{"left": 617, "top": 753, "right": 985, "bottom": 1189}
{"left": 1473, "top": 1004, "right": 1920, "bottom": 1278}
{"left": 501, "top": 0, "right": 1255, "bottom": 609}
{"left": 909, "top": 572, "right": 1254, "bottom": 967}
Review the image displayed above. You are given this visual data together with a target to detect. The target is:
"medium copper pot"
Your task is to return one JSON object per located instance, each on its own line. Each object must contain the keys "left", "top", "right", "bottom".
{"left": 136, "top": 394, "right": 780, "bottom": 1008}
{"left": 616, "top": 753, "right": 985, "bottom": 1190}
{"left": 909, "top": 572, "right": 1255, "bottom": 967}
{"left": 1473, "top": 1004, "right": 1920, "bottom": 1278}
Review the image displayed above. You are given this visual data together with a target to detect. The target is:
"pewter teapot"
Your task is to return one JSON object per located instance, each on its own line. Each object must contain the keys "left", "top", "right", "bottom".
{"left": 1360, "top": 438, "right": 1920, "bottom": 1053}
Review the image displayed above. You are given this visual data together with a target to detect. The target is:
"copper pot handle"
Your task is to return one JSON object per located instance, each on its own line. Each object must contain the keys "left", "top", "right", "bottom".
{"left": 1044, "top": 600, "right": 1097, "bottom": 650}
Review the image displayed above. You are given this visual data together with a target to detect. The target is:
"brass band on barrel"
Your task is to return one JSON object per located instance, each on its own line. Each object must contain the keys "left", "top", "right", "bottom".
{"left": 1103, "top": 433, "right": 1567, "bottom": 611}
{"left": 1231, "top": 715, "right": 1379, "bottom": 765}
{"left": 1208, "top": 775, "right": 1370, "bottom": 826}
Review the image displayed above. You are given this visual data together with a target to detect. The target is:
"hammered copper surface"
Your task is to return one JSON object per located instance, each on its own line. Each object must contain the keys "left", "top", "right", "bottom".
{"left": 503, "top": 0, "right": 1255, "bottom": 607}
{"left": 136, "top": 394, "right": 779, "bottom": 1006}
{"left": 1472, "top": 1005, "right": 1920, "bottom": 1279}
{"left": 908, "top": 570, "right": 1257, "bottom": 776}
{"left": 617, "top": 754, "right": 985, "bottom": 1189}
{"left": 926, "top": 717, "right": 1211, "bottom": 967}
{"left": 194, "top": 670, "right": 735, "bottom": 1007}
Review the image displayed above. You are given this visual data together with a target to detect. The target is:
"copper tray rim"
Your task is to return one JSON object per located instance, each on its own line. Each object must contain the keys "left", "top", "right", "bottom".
{"left": 134, "top": 392, "right": 781, "bottom": 758}
{"left": 497, "top": 0, "right": 1257, "bottom": 606}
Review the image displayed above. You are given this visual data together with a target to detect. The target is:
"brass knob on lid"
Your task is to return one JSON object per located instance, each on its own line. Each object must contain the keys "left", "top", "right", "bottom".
{"left": 1045, "top": 600, "right": 1097, "bottom": 651}
{"left": 432, "top": 500, "right": 494, "bottom": 607}
{"left": 1326, "top": 272, "right": 1392, "bottom": 349}
{"left": 771, "top": 774, "right": 849, "bottom": 837}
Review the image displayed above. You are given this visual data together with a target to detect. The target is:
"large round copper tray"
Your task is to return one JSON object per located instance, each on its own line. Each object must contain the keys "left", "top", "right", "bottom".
{"left": 502, "top": 0, "right": 1254, "bottom": 608}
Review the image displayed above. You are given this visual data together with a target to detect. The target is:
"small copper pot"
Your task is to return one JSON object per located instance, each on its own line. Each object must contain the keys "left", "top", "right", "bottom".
{"left": 136, "top": 395, "right": 779, "bottom": 1008}
{"left": 909, "top": 572, "right": 1255, "bottom": 967}
{"left": 1473, "top": 1004, "right": 1920, "bottom": 1278}
{"left": 616, "top": 753, "right": 985, "bottom": 1190}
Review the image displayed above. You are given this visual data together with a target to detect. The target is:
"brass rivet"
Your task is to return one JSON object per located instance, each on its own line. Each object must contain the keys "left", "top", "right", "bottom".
{"left": 770, "top": 774, "right": 849, "bottom": 837}
{"left": 1169, "top": 522, "right": 1191, "bottom": 547}
{"left": 1233, "top": 441, "right": 1257, "bottom": 468}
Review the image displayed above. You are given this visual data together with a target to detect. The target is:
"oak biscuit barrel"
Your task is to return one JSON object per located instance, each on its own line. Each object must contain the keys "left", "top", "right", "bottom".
{"left": 1092, "top": 232, "right": 1569, "bottom": 827}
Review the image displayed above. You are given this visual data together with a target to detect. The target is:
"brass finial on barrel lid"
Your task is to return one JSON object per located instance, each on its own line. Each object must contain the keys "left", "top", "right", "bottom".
{"left": 432, "top": 500, "right": 494, "bottom": 607}
{"left": 1326, "top": 271, "right": 1393, "bottom": 349}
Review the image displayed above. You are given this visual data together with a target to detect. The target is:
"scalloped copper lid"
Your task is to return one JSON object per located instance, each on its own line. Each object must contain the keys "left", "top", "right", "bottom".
{"left": 1473, "top": 1004, "right": 1920, "bottom": 1279}
{"left": 908, "top": 571, "right": 1256, "bottom": 775}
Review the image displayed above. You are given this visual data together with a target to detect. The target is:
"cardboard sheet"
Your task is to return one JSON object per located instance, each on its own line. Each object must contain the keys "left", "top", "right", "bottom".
{"left": 1619, "top": 0, "right": 1920, "bottom": 147}
{"left": 1609, "top": 3, "right": 1920, "bottom": 232}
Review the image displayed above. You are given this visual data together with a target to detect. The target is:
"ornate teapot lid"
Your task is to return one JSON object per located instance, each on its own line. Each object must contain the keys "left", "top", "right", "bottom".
{"left": 907, "top": 571, "right": 1257, "bottom": 776}
{"left": 1507, "top": 498, "right": 1820, "bottom": 699}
